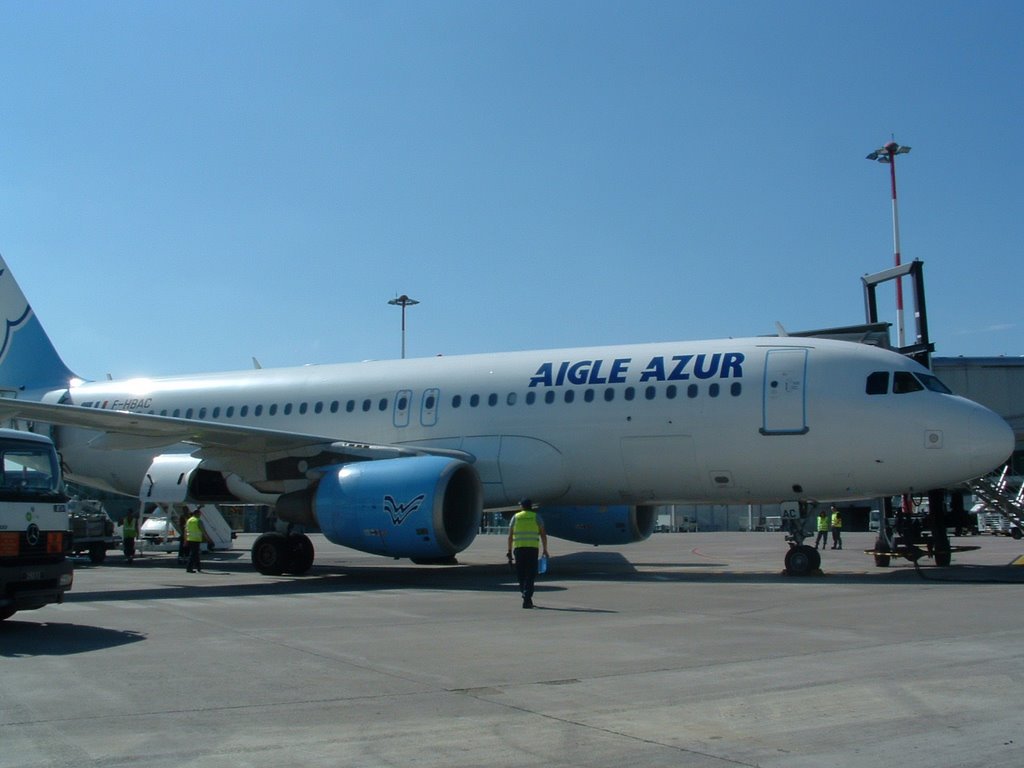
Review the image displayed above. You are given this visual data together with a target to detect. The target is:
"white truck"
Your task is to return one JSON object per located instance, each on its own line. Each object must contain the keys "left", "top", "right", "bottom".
{"left": 0, "top": 429, "right": 74, "bottom": 621}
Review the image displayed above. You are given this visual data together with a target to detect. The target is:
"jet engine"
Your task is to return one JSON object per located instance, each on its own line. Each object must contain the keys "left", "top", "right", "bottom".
{"left": 539, "top": 504, "right": 657, "bottom": 545}
{"left": 276, "top": 456, "right": 483, "bottom": 559}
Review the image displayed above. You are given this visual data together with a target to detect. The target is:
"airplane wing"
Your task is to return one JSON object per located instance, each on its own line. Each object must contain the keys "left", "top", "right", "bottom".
{"left": 0, "top": 398, "right": 473, "bottom": 467}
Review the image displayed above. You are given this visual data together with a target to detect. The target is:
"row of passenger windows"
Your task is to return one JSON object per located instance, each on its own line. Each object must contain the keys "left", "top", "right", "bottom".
{"left": 84, "top": 381, "right": 744, "bottom": 420}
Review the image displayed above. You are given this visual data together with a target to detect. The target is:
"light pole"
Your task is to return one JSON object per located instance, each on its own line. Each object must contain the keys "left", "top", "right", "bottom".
{"left": 866, "top": 140, "right": 911, "bottom": 348}
{"left": 388, "top": 294, "right": 419, "bottom": 359}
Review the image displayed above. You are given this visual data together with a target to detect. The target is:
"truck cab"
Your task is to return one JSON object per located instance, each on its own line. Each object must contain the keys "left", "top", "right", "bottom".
{"left": 0, "top": 429, "right": 74, "bottom": 621}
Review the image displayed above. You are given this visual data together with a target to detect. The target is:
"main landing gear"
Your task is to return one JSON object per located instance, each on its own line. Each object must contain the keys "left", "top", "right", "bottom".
{"left": 251, "top": 531, "right": 315, "bottom": 575}
{"left": 783, "top": 501, "right": 821, "bottom": 576}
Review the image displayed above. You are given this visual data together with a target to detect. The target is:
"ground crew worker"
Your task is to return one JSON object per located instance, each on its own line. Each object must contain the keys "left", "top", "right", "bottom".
{"left": 185, "top": 507, "right": 206, "bottom": 573}
{"left": 830, "top": 505, "right": 843, "bottom": 550}
{"left": 814, "top": 508, "right": 830, "bottom": 550}
{"left": 506, "top": 498, "right": 549, "bottom": 609}
{"left": 122, "top": 513, "right": 138, "bottom": 564}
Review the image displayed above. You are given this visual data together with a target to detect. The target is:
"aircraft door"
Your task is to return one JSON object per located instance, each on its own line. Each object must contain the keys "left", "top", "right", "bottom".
{"left": 761, "top": 348, "right": 808, "bottom": 435}
{"left": 393, "top": 389, "right": 412, "bottom": 428}
{"left": 420, "top": 388, "right": 439, "bottom": 427}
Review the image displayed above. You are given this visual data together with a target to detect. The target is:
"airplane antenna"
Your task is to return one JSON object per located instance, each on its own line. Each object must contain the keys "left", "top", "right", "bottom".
{"left": 866, "top": 139, "right": 911, "bottom": 348}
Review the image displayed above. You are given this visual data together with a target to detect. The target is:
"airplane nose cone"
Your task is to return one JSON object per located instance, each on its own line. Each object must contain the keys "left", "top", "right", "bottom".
{"left": 969, "top": 406, "right": 1015, "bottom": 476}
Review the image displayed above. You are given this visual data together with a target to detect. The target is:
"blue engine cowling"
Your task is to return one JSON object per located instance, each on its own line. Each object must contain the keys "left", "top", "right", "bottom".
{"left": 539, "top": 504, "right": 657, "bottom": 545}
{"left": 277, "top": 456, "right": 483, "bottom": 559}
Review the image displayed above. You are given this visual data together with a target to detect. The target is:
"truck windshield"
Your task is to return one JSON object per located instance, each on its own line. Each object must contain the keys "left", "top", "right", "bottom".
{"left": 0, "top": 441, "right": 62, "bottom": 500}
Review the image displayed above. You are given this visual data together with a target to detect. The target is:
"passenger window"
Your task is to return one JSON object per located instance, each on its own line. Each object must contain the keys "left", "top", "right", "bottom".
{"left": 198, "top": 407, "right": 207, "bottom": 419}
{"left": 452, "top": 395, "right": 462, "bottom": 408}
{"left": 526, "top": 392, "right": 536, "bottom": 405}
{"left": 314, "top": 402, "right": 323, "bottom": 414}
{"left": 604, "top": 387, "right": 615, "bottom": 402}
{"left": 470, "top": 394, "right": 480, "bottom": 407}
{"left": 226, "top": 406, "right": 234, "bottom": 418}
{"left": 584, "top": 389, "right": 595, "bottom": 402}
{"left": 645, "top": 386, "right": 656, "bottom": 400}
{"left": 506, "top": 393, "right": 517, "bottom": 406}
{"left": 687, "top": 384, "right": 698, "bottom": 399}
{"left": 299, "top": 403, "right": 308, "bottom": 415}
{"left": 709, "top": 383, "right": 720, "bottom": 397}
{"left": 269, "top": 404, "right": 278, "bottom": 416}
{"left": 488, "top": 393, "right": 498, "bottom": 406}
{"left": 730, "top": 382, "right": 742, "bottom": 397}
{"left": 564, "top": 390, "right": 575, "bottom": 403}
{"left": 544, "top": 391, "right": 555, "bottom": 404}
{"left": 240, "top": 405, "right": 249, "bottom": 417}
{"left": 893, "top": 371, "right": 924, "bottom": 394}
{"left": 866, "top": 371, "right": 889, "bottom": 395}
{"left": 378, "top": 399, "right": 388, "bottom": 411}
{"left": 624, "top": 387, "right": 635, "bottom": 401}
{"left": 666, "top": 385, "right": 677, "bottom": 399}
{"left": 255, "top": 405, "right": 263, "bottom": 416}
{"left": 283, "top": 404, "right": 292, "bottom": 415}
{"left": 362, "top": 399, "right": 371, "bottom": 412}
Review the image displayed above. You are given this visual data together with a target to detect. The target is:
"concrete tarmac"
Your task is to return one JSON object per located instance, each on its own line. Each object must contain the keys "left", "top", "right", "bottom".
{"left": 2, "top": 531, "right": 1023, "bottom": 768}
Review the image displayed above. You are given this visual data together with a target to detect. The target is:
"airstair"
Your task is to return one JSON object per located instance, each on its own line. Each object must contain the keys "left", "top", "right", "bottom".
{"left": 967, "top": 465, "right": 1024, "bottom": 538}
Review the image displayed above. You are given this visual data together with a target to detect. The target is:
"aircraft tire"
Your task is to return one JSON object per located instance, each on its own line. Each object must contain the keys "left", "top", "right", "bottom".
{"left": 284, "top": 534, "right": 315, "bottom": 575}
{"left": 873, "top": 537, "right": 891, "bottom": 567}
{"left": 784, "top": 545, "right": 818, "bottom": 576}
{"left": 251, "top": 533, "right": 288, "bottom": 575}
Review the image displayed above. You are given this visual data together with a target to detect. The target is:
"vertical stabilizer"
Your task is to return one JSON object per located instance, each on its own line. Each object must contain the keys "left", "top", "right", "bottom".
{"left": 0, "top": 255, "right": 78, "bottom": 393}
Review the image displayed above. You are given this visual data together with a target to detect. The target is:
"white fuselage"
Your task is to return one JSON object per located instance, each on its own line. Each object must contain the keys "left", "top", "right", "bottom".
{"left": 49, "top": 336, "right": 1013, "bottom": 508}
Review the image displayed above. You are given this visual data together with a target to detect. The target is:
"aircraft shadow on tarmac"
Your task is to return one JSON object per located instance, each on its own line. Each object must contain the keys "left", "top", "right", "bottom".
{"left": 0, "top": 621, "right": 145, "bottom": 658}
{"left": 61, "top": 548, "right": 1024, "bottom": 609}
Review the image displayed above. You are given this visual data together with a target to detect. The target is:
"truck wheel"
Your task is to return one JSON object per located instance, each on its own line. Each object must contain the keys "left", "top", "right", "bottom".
{"left": 89, "top": 543, "right": 107, "bottom": 564}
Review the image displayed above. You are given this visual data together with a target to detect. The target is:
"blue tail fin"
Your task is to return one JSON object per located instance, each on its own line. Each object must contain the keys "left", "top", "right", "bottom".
{"left": 0, "top": 254, "right": 78, "bottom": 394}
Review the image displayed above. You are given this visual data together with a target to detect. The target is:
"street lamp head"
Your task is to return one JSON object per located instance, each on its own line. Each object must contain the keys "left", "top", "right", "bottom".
{"left": 388, "top": 295, "right": 420, "bottom": 308}
{"left": 866, "top": 142, "right": 911, "bottom": 163}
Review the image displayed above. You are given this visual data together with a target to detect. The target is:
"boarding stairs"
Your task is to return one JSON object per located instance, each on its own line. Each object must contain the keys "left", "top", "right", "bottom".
{"left": 967, "top": 465, "right": 1024, "bottom": 537}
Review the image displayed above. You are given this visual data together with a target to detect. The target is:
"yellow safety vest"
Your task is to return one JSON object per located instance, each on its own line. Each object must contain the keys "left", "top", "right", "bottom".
{"left": 816, "top": 514, "right": 829, "bottom": 532}
{"left": 123, "top": 519, "right": 137, "bottom": 537}
{"left": 831, "top": 512, "right": 842, "bottom": 529}
{"left": 186, "top": 515, "right": 204, "bottom": 542}
{"left": 511, "top": 510, "right": 541, "bottom": 549}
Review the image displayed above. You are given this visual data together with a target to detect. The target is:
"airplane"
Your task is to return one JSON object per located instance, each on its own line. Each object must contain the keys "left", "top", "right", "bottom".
{"left": 0, "top": 254, "right": 1013, "bottom": 576}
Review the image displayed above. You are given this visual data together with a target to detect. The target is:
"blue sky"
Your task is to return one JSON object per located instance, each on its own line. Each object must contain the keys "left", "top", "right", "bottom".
{"left": 1, "top": 1, "right": 1021, "bottom": 378}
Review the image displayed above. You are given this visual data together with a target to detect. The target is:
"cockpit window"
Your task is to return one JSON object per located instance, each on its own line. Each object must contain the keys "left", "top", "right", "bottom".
{"left": 916, "top": 373, "right": 952, "bottom": 394}
{"left": 893, "top": 371, "right": 924, "bottom": 394}
{"left": 866, "top": 371, "right": 889, "bottom": 395}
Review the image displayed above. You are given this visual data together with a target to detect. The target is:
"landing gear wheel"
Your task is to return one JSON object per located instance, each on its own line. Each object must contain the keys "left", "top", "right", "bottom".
{"left": 784, "top": 544, "right": 819, "bottom": 576}
{"left": 251, "top": 533, "right": 288, "bottom": 575}
{"left": 873, "top": 537, "right": 891, "bottom": 568}
{"left": 284, "top": 534, "right": 315, "bottom": 575}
